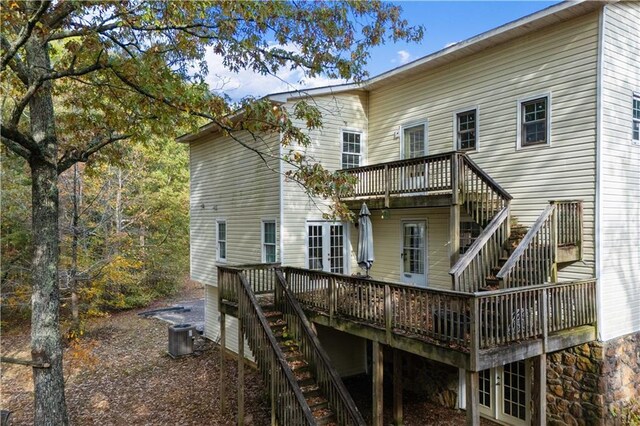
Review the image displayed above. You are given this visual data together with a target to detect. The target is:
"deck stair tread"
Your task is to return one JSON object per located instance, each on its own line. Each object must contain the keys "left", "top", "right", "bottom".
{"left": 262, "top": 309, "right": 338, "bottom": 425}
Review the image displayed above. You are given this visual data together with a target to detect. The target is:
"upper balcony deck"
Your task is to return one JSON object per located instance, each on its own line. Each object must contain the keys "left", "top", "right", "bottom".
{"left": 338, "top": 151, "right": 512, "bottom": 211}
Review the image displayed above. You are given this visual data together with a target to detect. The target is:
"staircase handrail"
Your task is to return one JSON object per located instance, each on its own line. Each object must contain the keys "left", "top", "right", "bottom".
{"left": 497, "top": 203, "right": 556, "bottom": 286}
{"left": 460, "top": 156, "right": 512, "bottom": 201}
{"left": 449, "top": 206, "right": 510, "bottom": 291}
{"left": 233, "top": 268, "right": 317, "bottom": 425}
{"left": 274, "top": 269, "right": 367, "bottom": 426}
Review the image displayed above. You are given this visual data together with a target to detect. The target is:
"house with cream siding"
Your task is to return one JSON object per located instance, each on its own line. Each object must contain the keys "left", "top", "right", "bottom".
{"left": 180, "top": 1, "right": 639, "bottom": 424}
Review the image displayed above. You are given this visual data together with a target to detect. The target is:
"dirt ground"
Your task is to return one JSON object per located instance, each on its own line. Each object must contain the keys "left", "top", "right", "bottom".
{"left": 1, "top": 280, "right": 495, "bottom": 425}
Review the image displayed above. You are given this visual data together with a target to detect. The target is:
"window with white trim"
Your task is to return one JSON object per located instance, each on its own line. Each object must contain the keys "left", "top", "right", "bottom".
{"left": 456, "top": 109, "right": 477, "bottom": 151}
{"left": 341, "top": 131, "right": 362, "bottom": 169}
{"left": 217, "top": 220, "right": 227, "bottom": 262}
{"left": 307, "top": 222, "right": 347, "bottom": 274}
{"left": 633, "top": 94, "right": 640, "bottom": 144}
{"left": 520, "top": 96, "right": 549, "bottom": 147}
{"left": 262, "top": 220, "right": 277, "bottom": 263}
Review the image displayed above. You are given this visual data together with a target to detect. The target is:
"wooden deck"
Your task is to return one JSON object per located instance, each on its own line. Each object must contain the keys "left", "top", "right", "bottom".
{"left": 219, "top": 265, "right": 597, "bottom": 372}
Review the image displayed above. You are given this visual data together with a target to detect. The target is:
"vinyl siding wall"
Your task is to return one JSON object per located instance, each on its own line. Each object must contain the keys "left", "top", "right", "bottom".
{"left": 190, "top": 130, "right": 280, "bottom": 346}
{"left": 360, "top": 207, "right": 452, "bottom": 289}
{"left": 367, "top": 12, "right": 600, "bottom": 282}
{"left": 204, "top": 285, "right": 253, "bottom": 359}
{"left": 599, "top": 2, "right": 640, "bottom": 340}
{"left": 281, "top": 92, "right": 368, "bottom": 270}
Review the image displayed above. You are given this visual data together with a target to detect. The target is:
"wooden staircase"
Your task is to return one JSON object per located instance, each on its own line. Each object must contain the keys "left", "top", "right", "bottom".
{"left": 264, "top": 308, "right": 338, "bottom": 425}
{"left": 452, "top": 156, "right": 583, "bottom": 292}
{"left": 217, "top": 265, "right": 365, "bottom": 426}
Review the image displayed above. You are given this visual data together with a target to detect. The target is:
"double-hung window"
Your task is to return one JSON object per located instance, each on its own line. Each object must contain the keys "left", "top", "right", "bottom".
{"left": 519, "top": 96, "right": 549, "bottom": 148}
{"left": 217, "top": 220, "right": 227, "bottom": 262}
{"left": 456, "top": 109, "right": 477, "bottom": 151}
{"left": 341, "top": 131, "right": 362, "bottom": 169}
{"left": 633, "top": 93, "right": 640, "bottom": 144}
{"left": 262, "top": 220, "right": 277, "bottom": 263}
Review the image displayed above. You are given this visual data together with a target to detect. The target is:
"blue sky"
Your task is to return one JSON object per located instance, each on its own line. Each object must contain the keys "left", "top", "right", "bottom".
{"left": 366, "top": 1, "right": 561, "bottom": 75}
{"left": 206, "top": 1, "right": 561, "bottom": 100}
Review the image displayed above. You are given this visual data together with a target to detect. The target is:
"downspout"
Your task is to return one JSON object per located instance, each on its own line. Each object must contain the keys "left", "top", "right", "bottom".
{"left": 595, "top": 5, "right": 606, "bottom": 342}
{"left": 279, "top": 131, "right": 285, "bottom": 265}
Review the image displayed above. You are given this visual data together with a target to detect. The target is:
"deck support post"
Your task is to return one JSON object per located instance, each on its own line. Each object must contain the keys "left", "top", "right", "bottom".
{"left": 450, "top": 203, "right": 461, "bottom": 268}
{"left": 238, "top": 317, "right": 245, "bottom": 426}
{"left": 465, "top": 370, "right": 479, "bottom": 426}
{"left": 392, "top": 348, "right": 403, "bottom": 425}
{"left": 373, "top": 341, "right": 384, "bottom": 426}
{"left": 532, "top": 354, "right": 547, "bottom": 426}
{"left": 220, "top": 312, "right": 226, "bottom": 415}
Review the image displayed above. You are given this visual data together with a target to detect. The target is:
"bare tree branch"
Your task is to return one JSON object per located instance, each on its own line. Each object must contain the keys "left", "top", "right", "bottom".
{"left": 8, "top": 81, "right": 43, "bottom": 128}
{"left": 1, "top": 134, "right": 32, "bottom": 161}
{"left": 46, "top": 23, "right": 119, "bottom": 42}
{"left": 40, "top": 0, "right": 78, "bottom": 30}
{"left": 0, "top": 1, "right": 50, "bottom": 71}
{"left": 57, "top": 133, "right": 131, "bottom": 174}
{"left": 0, "top": 36, "right": 29, "bottom": 84}
{"left": 1, "top": 125, "right": 40, "bottom": 156}
{"left": 42, "top": 50, "right": 108, "bottom": 81}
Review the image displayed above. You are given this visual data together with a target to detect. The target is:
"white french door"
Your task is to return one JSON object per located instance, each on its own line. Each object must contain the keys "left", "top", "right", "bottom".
{"left": 401, "top": 221, "right": 426, "bottom": 287}
{"left": 307, "top": 222, "right": 347, "bottom": 274}
{"left": 479, "top": 360, "right": 530, "bottom": 425}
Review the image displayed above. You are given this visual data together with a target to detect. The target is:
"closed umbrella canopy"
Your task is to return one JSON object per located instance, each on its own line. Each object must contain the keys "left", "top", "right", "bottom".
{"left": 357, "top": 203, "right": 374, "bottom": 275}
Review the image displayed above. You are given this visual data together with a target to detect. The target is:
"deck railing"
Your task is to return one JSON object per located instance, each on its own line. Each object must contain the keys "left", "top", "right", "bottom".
{"left": 341, "top": 152, "right": 512, "bottom": 214}
{"left": 219, "top": 265, "right": 316, "bottom": 425}
{"left": 497, "top": 201, "right": 582, "bottom": 288}
{"left": 496, "top": 204, "right": 556, "bottom": 288}
{"left": 459, "top": 156, "right": 512, "bottom": 226}
{"left": 273, "top": 270, "right": 366, "bottom": 426}
{"left": 341, "top": 152, "right": 455, "bottom": 200}
{"left": 554, "top": 200, "right": 583, "bottom": 247}
{"left": 279, "top": 267, "right": 596, "bottom": 352}
{"left": 219, "top": 263, "right": 279, "bottom": 304}
{"left": 449, "top": 207, "right": 510, "bottom": 292}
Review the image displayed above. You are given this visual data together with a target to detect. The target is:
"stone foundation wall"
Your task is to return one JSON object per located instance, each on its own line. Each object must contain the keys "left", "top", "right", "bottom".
{"left": 394, "top": 350, "right": 459, "bottom": 409}
{"left": 546, "top": 332, "right": 640, "bottom": 425}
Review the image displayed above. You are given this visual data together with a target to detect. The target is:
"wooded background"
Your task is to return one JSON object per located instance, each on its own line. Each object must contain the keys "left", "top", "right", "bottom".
{"left": 1, "top": 137, "right": 190, "bottom": 334}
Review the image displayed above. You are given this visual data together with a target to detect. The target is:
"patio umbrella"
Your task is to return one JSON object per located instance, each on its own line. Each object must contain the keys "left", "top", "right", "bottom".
{"left": 357, "top": 202, "right": 375, "bottom": 277}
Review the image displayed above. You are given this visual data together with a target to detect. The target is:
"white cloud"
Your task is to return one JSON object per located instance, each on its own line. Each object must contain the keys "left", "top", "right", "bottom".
{"left": 203, "top": 46, "right": 345, "bottom": 101}
{"left": 396, "top": 50, "right": 412, "bottom": 65}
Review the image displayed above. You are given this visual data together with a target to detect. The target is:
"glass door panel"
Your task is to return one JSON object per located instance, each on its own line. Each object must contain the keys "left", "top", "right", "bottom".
{"left": 401, "top": 221, "right": 426, "bottom": 286}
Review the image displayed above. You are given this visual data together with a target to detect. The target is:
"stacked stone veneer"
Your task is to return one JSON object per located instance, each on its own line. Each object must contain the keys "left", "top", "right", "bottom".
{"left": 547, "top": 332, "right": 640, "bottom": 425}
{"left": 386, "top": 349, "right": 459, "bottom": 409}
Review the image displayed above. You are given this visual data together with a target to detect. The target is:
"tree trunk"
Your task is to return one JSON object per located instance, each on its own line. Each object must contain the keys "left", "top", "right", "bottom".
{"left": 25, "top": 25, "right": 69, "bottom": 425}
{"left": 30, "top": 158, "right": 68, "bottom": 426}
{"left": 71, "top": 164, "right": 80, "bottom": 331}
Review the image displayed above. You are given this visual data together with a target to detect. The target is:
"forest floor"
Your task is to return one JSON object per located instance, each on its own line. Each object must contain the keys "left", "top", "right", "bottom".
{"left": 1, "top": 280, "right": 496, "bottom": 425}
